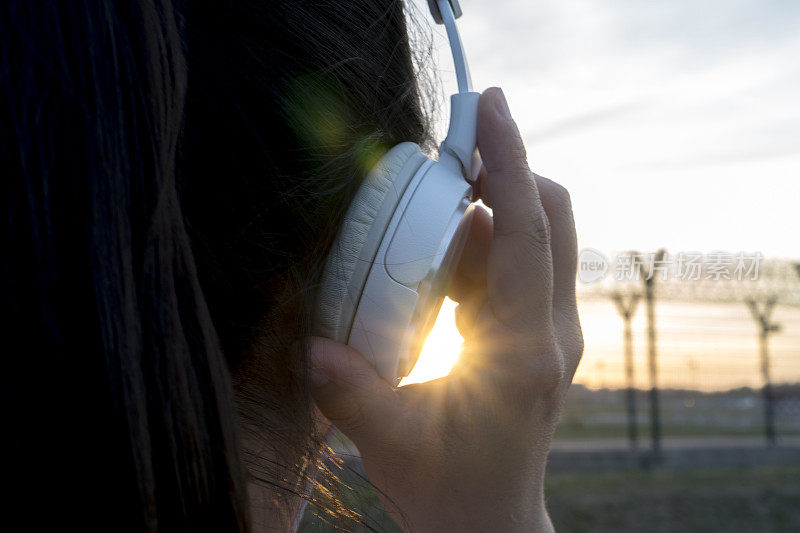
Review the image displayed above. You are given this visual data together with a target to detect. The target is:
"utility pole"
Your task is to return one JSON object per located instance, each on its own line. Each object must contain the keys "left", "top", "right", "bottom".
{"left": 638, "top": 249, "right": 666, "bottom": 460}
{"left": 746, "top": 296, "right": 781, "bottom": 447}
{"left": 612, "top": 291, "right": 641, "bottom": 452}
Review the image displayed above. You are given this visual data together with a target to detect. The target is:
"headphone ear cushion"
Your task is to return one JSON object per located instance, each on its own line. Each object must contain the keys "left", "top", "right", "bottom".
{"left": 315, "top": 142, "right": 428, "bottom": 342}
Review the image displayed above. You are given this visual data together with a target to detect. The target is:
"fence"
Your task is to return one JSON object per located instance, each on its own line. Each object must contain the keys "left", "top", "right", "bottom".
{"left": 568, "top": 254, "right": 800, "bottom": 454}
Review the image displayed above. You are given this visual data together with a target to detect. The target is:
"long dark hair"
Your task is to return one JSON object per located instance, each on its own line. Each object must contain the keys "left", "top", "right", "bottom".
{"left": 1, "top": 0, "right": 431, "bottom": 530}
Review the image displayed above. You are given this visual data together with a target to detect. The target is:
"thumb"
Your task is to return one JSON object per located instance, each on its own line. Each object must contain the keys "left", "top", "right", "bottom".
{"left": 308, "top": 337, "right": 403, "bottom": 452}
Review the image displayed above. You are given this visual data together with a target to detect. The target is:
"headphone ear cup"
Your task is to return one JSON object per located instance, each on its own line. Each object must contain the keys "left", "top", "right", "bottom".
{"left": 315, "top": 142, "right": 428, "bottom": 343}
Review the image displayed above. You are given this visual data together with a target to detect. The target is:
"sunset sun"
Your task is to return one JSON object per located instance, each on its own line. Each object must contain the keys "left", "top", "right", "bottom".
{"left": 400, "top": 297, "right": 464, "bottom": 386}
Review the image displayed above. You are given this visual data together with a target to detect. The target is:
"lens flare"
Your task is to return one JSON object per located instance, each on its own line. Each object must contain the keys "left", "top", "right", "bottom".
{"left": 400, "top": 297, "right": 463, "bottom": 386}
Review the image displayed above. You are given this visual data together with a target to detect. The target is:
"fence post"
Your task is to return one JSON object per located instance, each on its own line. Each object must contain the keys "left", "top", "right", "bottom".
{"left": 639, "top": 249, "right": 666, "bottom": 461}
{"left": 746, "top": 297, "right": 781, "bottom": 447}
{"left": 612, "top": 292, "right": 641, "bottom": 452}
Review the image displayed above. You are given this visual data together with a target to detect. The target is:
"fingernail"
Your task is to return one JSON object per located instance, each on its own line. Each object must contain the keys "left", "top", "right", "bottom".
{"left": 493, "top": 88, "right": 511, "bottom": 120}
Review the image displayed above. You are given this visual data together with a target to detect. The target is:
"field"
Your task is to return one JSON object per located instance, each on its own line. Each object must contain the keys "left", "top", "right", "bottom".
{"left": 545, "top": 466, "right": 800, "bottom": 532}
{"left": 299, "top": 464, "right": 800, "bottom": 532}
{"left": 554, "top": 384, "right": 800, "bottom": 440}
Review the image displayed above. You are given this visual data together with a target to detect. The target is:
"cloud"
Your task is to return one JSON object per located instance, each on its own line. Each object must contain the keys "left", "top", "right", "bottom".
{"left": 413, "top": 0, "right": 800, "bottom": 256}
{"left": 526, "top": 101, "right": 648, "bottom": 144}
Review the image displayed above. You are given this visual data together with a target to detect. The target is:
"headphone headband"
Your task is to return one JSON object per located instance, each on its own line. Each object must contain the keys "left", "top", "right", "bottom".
{"left": 428, "top": 0, "right": 480, "bottom": 182}
{"left": 431, "top": 0, "right": 472, "bottom": 93}
{"left": 427, "top": 0, "right": 462, "bottom": 23}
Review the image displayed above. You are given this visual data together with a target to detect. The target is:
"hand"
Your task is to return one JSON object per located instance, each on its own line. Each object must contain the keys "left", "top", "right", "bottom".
{"left": 308, "top": 87, "right": 583, "bottom": 532}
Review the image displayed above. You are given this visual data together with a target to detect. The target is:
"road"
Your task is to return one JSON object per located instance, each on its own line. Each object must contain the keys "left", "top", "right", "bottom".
{"left": 552, "top": 435, "right": 800, "bottom": 452}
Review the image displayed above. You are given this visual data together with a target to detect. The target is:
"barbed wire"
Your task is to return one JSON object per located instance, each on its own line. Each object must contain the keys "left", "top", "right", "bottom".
{"left": 578, "top": 255, "right": 800, "bottom": 307}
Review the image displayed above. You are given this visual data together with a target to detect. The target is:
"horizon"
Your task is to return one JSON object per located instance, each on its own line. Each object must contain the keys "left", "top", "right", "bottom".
{"left": 403, "top": 295, "right": 800, "bottom": 392}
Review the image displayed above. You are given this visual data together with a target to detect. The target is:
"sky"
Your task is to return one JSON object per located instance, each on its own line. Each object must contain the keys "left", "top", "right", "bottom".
{"left": 414, "top": 0, "right": 800, "bottom": 258}
{"left": 403, "top": 0, "right": 800, "bottom": 390}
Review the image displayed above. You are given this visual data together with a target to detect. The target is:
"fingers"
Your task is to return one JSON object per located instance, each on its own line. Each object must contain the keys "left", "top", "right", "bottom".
{"left": 533, "top": 174, "right": 582, "bottom": 374}
{"left": 533, "top": 175, "right": 577, "bottom": 311}
{"left": 307, "top": 337, "right": 403, "bottom": 454}
{"left": 449, "top": 203, "right": 493, "bottom": 302}
{"left": 454, "top": 287, "right": 487, "bottom": 339}
{"left": 474, "top": 165, "right": 492, "bottom": 208}
{"left": 477, "top": 87, "right": 553, "bottom": 336}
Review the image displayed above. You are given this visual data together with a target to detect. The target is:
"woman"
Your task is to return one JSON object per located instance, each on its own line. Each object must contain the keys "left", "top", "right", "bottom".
{"left": 1, "top": 1, "right": 582, "bottom": 531}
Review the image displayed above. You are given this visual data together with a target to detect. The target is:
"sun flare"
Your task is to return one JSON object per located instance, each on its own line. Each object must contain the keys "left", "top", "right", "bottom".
{"left": 399, "top": 297, "right": 464, "bottom": 386}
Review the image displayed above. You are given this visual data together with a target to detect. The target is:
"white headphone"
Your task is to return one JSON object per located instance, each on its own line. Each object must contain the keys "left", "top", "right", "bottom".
{"left": 315, "top": 0, "right": 478, "bottom": 384}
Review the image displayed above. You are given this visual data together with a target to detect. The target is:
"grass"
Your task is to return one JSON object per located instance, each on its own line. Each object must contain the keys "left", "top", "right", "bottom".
{"left": 546, "top": 465, "right": 800, "bottom": 532}
{"left": 299, "top": 464, "right": 800, "bottom": 532}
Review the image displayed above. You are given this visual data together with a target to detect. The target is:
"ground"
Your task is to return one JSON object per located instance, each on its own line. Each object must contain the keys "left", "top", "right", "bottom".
{"left": 546, "top": 466, "right": 800, "bottom": 532}
{"left": 299, "top": 464, "right": 800, "bottom": 532}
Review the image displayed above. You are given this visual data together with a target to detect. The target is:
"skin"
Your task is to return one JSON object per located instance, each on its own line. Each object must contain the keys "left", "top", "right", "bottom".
{"left": 308, "top": 87, "right": 584, "bottom": 532}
